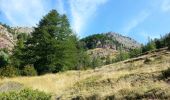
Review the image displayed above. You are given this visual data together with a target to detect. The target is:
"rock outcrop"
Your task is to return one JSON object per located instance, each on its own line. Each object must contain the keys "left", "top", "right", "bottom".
{"left": 0, "top": 25, "right": 15, "bottom": 50}
{"left": 106, "top": 32, "right": 141, "bottom": 49}
{"left": 12, "top": 27, "right": 34, "bottom": 34}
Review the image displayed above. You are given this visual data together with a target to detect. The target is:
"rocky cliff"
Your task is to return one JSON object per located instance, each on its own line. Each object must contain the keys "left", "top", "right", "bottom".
{"left": 0, "top": 25, "right": 15, "bottom": 50}
{"left": 106, "top": 32, "right": 141, "bottom": 49}
{"left": 0, "top": 25, "right": 33, "bottom": 51}
{"left": 81, "top": 32, "right": 141, "bottom": 59}
{"left": 81, "top": 32, "right": 141, "bottom": 51}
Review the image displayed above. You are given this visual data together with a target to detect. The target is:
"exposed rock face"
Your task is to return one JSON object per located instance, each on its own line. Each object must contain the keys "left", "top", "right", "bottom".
{"left": 12, "top": 27, "right": 34, "bottom": 34}
{"left": 81, "top": 32, "right": 141, "bottom": 51}
{"left": 0, "top": 25, "right": 34, "bottom": 50}
{"left": 106, "top": 32, "right": 141, "bottom": 49}
{"left": 81, "top": 32, "right": 141, "bottom": 60}
{"left": 0, "top": 25, "right": 15, "bottom": 50}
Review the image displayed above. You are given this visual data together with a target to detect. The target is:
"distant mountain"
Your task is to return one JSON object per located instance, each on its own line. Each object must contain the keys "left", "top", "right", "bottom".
{"left": 0, "top": 23, "right": 141, "bottom": 53}
{"left": 80, "top": 32, "right": 141, "bottom": 60}
{"left": 81, "top": 32, "right": 141, "bottom": 51}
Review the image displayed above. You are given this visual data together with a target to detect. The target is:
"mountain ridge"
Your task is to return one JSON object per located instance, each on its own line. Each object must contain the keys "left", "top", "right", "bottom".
{"left": 0, "top": 24, "right": 141, "bottom": 52}
{"left": 81, "top": 32, "right": 141, "bottom": 51}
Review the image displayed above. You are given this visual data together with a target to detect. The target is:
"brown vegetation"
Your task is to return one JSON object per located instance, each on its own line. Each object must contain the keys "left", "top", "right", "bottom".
{"left": 0, "top": 49, "right": 170, "bottom": 99}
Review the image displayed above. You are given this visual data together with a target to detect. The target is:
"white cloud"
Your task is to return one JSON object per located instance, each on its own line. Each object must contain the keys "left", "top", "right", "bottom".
{"left": 0, "top": 0, "right": 70, "bottom": 26}
{"left": 161, "top": 0, "right": 170, "bottom": 12}
{"left": 0, "top": 0, "right": 108, "bottom": 35}
{"left": 123, "top": 11, "right": 150, "bottom": 34}
{"left": 0, "top": 0, "right": 46, "bottom": 26}
{"left": 69, "top": 0, "right": 108, "bottom": 36}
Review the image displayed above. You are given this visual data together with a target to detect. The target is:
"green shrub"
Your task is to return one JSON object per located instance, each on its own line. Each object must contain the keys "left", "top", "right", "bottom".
{"left": 0, "top": 66, "right": 19, "bottom": 77}
{"left": 142, "top": 40, "right": 156, "bottom": 53}
{"left": 162, "top": 68, "right": 170, "bottom": 78}
{"left": 0, "top": 88, "right": 51, "bottom": 100}
{"left": 21, "top": 65, "right": 37, "bottom": 76}
{"left": 129, "top": 48, "right": 142, "bottom": 58}
{"left": 0, "top": 50, "right": 9, "bottom": 68}
{"left": 113, "top": 51, "right": 130, "bottom": 63}
{"left": 91, "top": 57, "right": 103, "bottom": 68}
{"left": 105, "top": 55, "right": 112, "bottom": 65}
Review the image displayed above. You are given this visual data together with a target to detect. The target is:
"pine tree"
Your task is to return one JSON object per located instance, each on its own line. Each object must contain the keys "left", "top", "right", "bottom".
{"left": 129, "top": 48, "right": 142, "bottom": 58}
{"left": 75, "top": 40, "right": 91, "bottom": 70}
{"left": 11, "top": 33, "right": 26, "bottom": 68}
{"left": 142, "top": 39, "right": 156, "bottom": 53}
{"left": 0, "top": 50, "right": 9, "bottom": 68}
{"left": 21, "top": 10, "right": 78, "bottom": 74}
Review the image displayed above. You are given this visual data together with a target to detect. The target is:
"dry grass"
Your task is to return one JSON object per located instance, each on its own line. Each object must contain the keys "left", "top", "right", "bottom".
{"left": 1, "top": 50, "right": 170, "bottom": 99}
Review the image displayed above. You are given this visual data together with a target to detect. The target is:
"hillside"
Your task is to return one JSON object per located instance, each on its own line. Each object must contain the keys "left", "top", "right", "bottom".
{"left": 106, "top": 32, "right": 141, "bottom": 49}
{"left": 0, "top": 24, "right": 142, "bottom": 67}
{"left": 81, "top": 32, "right": 141, "bottom": 50}
{"left": 0, "top": 48, "right": 170, "bottom": 100}
{"left": 81, "top": 33, "right": 141, "bottom": 61}
{"left": 0, "top": 24, "right": 33, "bottom": 51}
{"left": 0, "top": 25, "right": 15, "bottom": 50}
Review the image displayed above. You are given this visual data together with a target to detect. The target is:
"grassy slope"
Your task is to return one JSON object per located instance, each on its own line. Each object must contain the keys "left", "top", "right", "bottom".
{"left": 0, "top": 49, "right": 170, "bottom": 99}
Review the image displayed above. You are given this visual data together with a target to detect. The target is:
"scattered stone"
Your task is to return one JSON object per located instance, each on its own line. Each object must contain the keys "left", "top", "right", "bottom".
{"left": 0, "top": 81, "right": 23, "bottom": 92}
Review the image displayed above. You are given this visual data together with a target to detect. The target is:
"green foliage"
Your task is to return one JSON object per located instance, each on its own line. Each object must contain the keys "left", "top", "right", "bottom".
{"left": 76, "top": 41, "right": 91, "bottom": 70}
{"left": 11, "top": 33, "right": 28, "bottom": 68}
{"left": 13, "top": 10, "right": 79, "bottom": 74}
{"left": 60, "top": 35, "right": 79, "bottom": 71}
{"left": 17, "top": 33, "right": 29, "bottom": 41}
{"left": 142, "top": 40, "right": 156, "bottom": 53}
{"left": 77, "top": 52, "right": 91, "bottom": 70}
{"left": 164, "top": 33, "right": 170, "bottom": 49}
{"left": 91, "top": 57, "right": 103, "bottom": 69}
{"left": 105, "top": 55, "right": 111, "bottom": 65}
{"left": 0, "top": 89, "right": 51, "bottom": 100}
{"left": 162, "top": 68, "right": 170, "bottom": 78}
{"left": 113, "top": 48, "right": 130, "bottom": 62}
{"left": 0, "top": 66, "right": 19, "bottom": 77}
{"left": 141, "top": 33, "right": 170, "bottom": 53}
{"left": 0, "top": 50, "right": 9, "bottom": 68}
{"left": 129, "top": 48, "right": 142, "bottom": 58}
{"left": 154, "top": 38, "right": 165, "bottom": 49}
{"left": 81, "top": 34, "right": 120, "bottom": 49}
{"left": 21, "top": 65, "right": 37, "bottom": 76}
{"left": 151, "top": 33, "right": 170, "bottom": 50}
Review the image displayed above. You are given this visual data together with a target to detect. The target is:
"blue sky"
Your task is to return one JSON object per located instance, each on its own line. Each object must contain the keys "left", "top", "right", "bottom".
{"left": 0, "top": 0, "right": 170, "bottom": 44}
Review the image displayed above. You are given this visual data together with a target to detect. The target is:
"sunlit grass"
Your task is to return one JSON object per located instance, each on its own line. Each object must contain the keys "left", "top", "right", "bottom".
{"left": 0, "top": 50, "right": 170, "bottom": 99}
